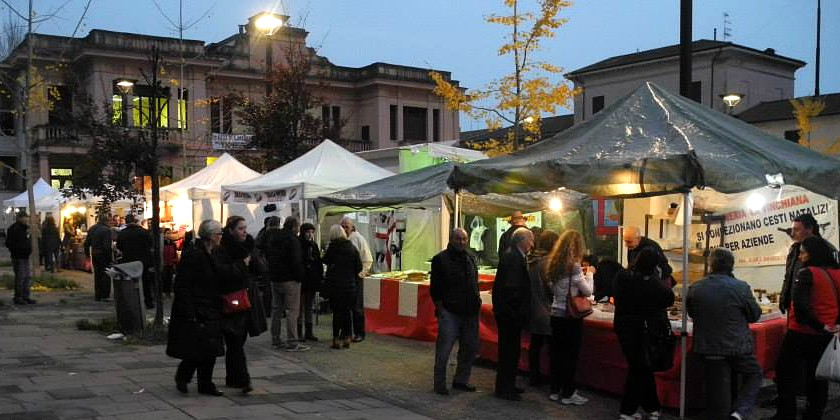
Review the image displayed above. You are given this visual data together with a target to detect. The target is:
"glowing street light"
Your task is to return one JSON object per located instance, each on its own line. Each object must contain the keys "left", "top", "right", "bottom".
{"left": 255, "top": 13, "right": 284, "bottom": 35}
{"left": 745, "top": 192, "right": 766, "bottom": 212}
{"left": 115, "top": 79, "right": 135, "bottom": 94}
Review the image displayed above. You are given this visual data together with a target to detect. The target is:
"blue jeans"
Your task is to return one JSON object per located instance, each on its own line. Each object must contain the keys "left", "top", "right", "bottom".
{"left": 12, "top": 258, "right": 31, "bottom": 300}
{"left": 434, "top": 307, "right": 479, "bottom": 390}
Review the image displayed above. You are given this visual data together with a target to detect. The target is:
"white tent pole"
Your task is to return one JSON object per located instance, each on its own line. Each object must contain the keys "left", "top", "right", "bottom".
{"left": 220, "top": 197, "right": 225, "bottom": 225}
{"left": 191, "top": 198, "right": 196, "bottom": 232}
{"left": 454, "top": 189, "right": 461, "bottom": 228}
{"left": 679, "top": 190, "right": 692, "bottom": 418}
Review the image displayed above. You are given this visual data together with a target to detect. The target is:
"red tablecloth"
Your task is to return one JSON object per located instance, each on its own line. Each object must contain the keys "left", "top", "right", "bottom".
{"left": 363, "top": 276, "right": 786, "bottom": 409}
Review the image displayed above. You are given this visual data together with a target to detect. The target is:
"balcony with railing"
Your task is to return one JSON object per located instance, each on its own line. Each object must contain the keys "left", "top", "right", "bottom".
{"left": 211, "top": 133, "right": 372, "bottom": 153}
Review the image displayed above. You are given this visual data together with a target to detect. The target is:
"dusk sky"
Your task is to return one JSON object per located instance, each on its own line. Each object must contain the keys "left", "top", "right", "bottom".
{"left": 9, "top": 0, "right": 838, "bottom": 131}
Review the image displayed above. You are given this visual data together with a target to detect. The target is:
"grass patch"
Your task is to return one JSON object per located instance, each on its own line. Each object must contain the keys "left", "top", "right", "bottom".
{"left": 124, "top": 323, "right": 168, "bottom": 345}
{"left": 76, "top": 316, "right": 121, "bottom": 333}
{"left": 0, "top": 260, "right": 11, "bottom": 267}
{"left": 1, "top": 273, "right": 80, "bottom": 291}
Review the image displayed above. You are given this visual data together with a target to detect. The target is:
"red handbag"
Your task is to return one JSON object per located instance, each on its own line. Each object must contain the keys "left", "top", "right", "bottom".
{"left": 566, "top": 269, "right": 593, "bottom": 319}
{"left": 222, "top": 289, "right": 251, "bottom": 314}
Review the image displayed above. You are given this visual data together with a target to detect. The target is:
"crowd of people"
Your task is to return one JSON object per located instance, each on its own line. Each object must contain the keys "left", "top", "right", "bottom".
{"left": 5, "top": 207, "right": 840, "bottom": 419}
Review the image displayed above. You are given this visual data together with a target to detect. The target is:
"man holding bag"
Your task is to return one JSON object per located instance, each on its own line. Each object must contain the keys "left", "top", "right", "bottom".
{"left": 687, "top": 248, "right": 762, "bottom": 420}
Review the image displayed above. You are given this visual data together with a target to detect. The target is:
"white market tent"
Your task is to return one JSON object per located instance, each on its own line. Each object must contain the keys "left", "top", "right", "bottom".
{"left": 3, "top": 178, "right": 62, "bottom": 212}
{"left": 223, "top": 140, "right": 394, "bottom": 200}
{"left": 159, "top": 153, "right": 261, "bottom": 230}
{"left": 222, "top": 140, "right": 394, "bottom": 234}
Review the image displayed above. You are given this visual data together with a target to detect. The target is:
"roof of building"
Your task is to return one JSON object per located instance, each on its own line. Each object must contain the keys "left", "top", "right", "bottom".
{"left": 459, "top": 114, "right": 574, "bottom": 146}
{"left": 737, "top": 92, "right": 840, "bottom": 123}
{"left": 566, "top": 39, "right": 805, "bottom": 78}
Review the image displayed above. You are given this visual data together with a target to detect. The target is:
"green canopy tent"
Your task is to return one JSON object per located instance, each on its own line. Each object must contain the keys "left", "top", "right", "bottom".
{"left": 448, "top": 81, "right": 840, "bottom": 417}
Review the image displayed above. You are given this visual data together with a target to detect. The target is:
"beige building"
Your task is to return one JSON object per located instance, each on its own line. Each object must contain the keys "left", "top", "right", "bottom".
{"left": 738, "top": 93, "right": 840, "bottom": 156}
{"left": 0, "top": 13, "right": 460, "bottom": 199}
{"left": 565, "top": 40, "right": 806, "bottom": 124}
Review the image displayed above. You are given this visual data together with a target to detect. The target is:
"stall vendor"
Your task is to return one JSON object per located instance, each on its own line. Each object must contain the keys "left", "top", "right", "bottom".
{"left": 622, "top": 226, "right": 673, "bottom": 285}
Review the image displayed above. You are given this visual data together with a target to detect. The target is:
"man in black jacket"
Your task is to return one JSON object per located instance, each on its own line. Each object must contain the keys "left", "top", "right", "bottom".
{"left": 430, "top": 228, "right": 480, "bottom": 396}
{"left": 6, "top": 212, "right": 35, "bottom": 305}
{"left": 85, "top": 214, "right": 114, "bottom": 301}
{"left": 779, "top": 213, "right": 837, "bottom": 313}
{"left": 492, "top": 227, "right": 534, "bottom": 400}
{"left": 263, "top": 216, "right": 308, "bottom": 351}
{"left": 623, "top": 226, "right": 673, "bottom": 283}
{"left": 117, "top": 215, "right": 154, "bottom": 308}
{"left": 497, "top": 211, "right": 527, "bottom": 257}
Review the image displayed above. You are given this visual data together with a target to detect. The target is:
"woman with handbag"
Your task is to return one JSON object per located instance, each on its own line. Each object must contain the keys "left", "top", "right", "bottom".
{"left": 545, "top": 230, "right": 593, "bottom": 405}
{"left": 217, "top": 215, "right": 255, "bottom": 394}
{"left": 527, "top": 229, "right": 559, "bottom": 386}
{"left": 766, "top": 236, "right": 840, "bottom": 420}
{"left": 613, "top": 248, "right": 674, "bottom": 420}
{"left": 322, "top": 224, "right": 363, "bottom": 349}
{"left": 166, "top": 220, "right": 225, "bottom": 396}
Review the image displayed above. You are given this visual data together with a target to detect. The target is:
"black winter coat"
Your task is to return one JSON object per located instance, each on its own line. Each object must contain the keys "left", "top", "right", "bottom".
{"left": 5, "top": 222, "right": 31, "bottom": 259}
{"left": 166, "top": 242, "right": 225, "bottom": 360}
{"left": 492, "top": 248, "right": 531, "bottom": 325}
{"left": 40, "top": 223, "right": 61, "bottom": 253}
{"left": 627, "top": 237, "right": 673, "bottom": 280}
{"left": 323, "top": 238, "right": 362, "bottom": 298}
{"left": 299, "top": 235, "right": 323, "bottom": 292}
{"left": 430, "top": 245, "right": 480, "bottom": 315}
{"left": 262, "top": 228, "right": 303, "bottom": 283}
{"left": 216, "top": 233, "right": 254, "bottom": 335}
{"left": 84, "top": 222, "right": 112, "bottom": 258}
{"left": 116, "top": 225, "right": 153, "bottom": 268}
{"left": 613, "top": 269, "right": 674, "bottom": 366}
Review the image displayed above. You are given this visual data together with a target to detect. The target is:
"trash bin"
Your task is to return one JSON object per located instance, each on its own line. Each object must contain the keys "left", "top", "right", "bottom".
{"left": 106, "top": 261, "right": 146, "bottom": 334}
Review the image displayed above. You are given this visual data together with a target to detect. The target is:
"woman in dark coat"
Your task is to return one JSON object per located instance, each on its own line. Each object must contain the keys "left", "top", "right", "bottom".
{"left": 41, "top": 216, "right": 61, "bottom": 272}
{"left": 613, "top": 248, "right": 674, "bottom": 420}
{"left": 322, "top": 224, "right": 362, "bottom": 349}
{"left": 526, "top": 229, "right": 558, "bottom": 386}
{"left": 217, "top": 216, "right": 255, "bottom": 394}
{"left": 299, "top": 222, "right": 323, "bottom": 341}
{"left": 166, "top": 219, "right": 225, "bottom": 396}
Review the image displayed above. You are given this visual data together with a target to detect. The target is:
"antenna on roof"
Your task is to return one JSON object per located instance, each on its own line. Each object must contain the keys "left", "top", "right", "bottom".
{"left": 723, "top": 12, "right": 732, "bottom": 41}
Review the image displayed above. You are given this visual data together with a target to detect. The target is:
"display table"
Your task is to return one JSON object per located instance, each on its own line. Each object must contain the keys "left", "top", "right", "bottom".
{"left": 476, "top": 302, "right": 786, "bottom": 409}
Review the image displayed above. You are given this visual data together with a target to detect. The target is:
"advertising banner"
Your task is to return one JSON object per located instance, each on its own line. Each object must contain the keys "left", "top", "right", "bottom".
{"left": 221, "top": 184, "right": 303, "bottom": 205}
{"left": 692, "top": 186, "right": 838, "bottom": 267}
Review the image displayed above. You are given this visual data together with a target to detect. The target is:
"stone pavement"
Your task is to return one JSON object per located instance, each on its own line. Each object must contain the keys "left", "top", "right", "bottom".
{"left": 0, "top": 271, "right": 432, "bottom": 420}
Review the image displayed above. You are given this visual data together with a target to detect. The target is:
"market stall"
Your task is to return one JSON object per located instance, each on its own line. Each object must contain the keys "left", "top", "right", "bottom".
{"left": 3, "top": 178, "right": 62, "bottom": 215}
{"left": 222, "top": 139, "right": 394, "bottom": 234}
{"left": 159, "top": 152, "right": 260, "bottom": 231}
{"left": 447, "top": 82, "right": 840, "bottom": 414}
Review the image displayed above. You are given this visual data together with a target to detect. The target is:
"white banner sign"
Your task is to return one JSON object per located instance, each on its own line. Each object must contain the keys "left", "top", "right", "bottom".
{"left": 692, "top": 187, "right": 838, "bottom": 267}
{"left": 222, "top": 185, "right": 303, "bottom": 204}
{"left": 211, "top": 133, "right": 254, "bottom": 151}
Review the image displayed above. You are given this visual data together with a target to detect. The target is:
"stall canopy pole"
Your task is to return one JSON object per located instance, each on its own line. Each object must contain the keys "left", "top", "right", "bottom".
{"left": 191, "top": 199, "right": 196, "bottom": 232}
{"left": 679, "top": 190, "right": 692, "bottom": 418}
{"left": 220, "top": 197, "right": 225, "bottom": 225}
{"left": 454, "top": 189, "right": 461, "bottom": 228}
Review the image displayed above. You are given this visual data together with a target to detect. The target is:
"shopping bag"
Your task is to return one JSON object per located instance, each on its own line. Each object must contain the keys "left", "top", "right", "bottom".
{"left": 815, "top": 335, "right": 840, "bottom": 382}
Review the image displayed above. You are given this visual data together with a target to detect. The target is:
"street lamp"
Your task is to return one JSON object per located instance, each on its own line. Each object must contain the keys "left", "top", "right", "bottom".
{"left": 720, "top": 93, "right": 743, "bottom": 114}
{"left": 115, "top": 79, "right": 136, "bottom": 126}
{"left": 255, "top": 13, "right": 284, "bottom": 35}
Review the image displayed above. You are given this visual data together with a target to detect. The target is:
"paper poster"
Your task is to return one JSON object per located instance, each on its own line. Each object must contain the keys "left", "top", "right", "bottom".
{"left": 398, "top": 281, "right": 419, "bottom": 317}
{"left": 692, "top": 187, "right": 838, "bottom": 267}
{"left": 363, "top": 277, "right": 381, "bottom": 310}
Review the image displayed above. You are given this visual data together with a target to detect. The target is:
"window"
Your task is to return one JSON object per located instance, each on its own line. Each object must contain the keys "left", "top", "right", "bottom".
{"left": 389, "top": 105, "right": 398, "bottom": 140}
{"left": 592, "top": 96, "right": 605, "bottom": 114}
{"left": 403, "top": 106, "right": 427, "bottom": 142}
{"left": 689, "top": 81, "right": 702, "bottom": 103}
{"left": 222, "top": 100, "right": 232, "bottom": 134}
{"left": 50, "top": 168, "right": 73, "bottom": 189}
{"left": 0, "top": 86, "right": 16, "bottom": 136}
{"left": 331, "top": 106, "right": 341, "bottom": 129}
{"left": 113, "top": 83, "right": 169, "bottom": 128}
{"left": 432, "top": 109, "right": 441, "bottom": 142}
{"left": 784, "top": 130, "right": 800, "bottom": 143}
{"left": 210, "top": 99, "right": 221, "bottom": 133}
{"left": 361, "top": 125, "right": 370, "bottom": 141}
{"left": 48, "top": 85, "right": 71, "bottom": 125}
{"left": 112, "top": 95, "right": 126, "bottom": 126}
{"left": 321, "top": 105, "right": 330, "bottom": 122}
{"left": 177, "top": 89, "right": 188, "bottom": 129}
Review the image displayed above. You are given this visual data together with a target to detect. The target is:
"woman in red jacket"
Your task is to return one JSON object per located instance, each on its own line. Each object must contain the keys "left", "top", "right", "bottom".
{"left": 767, "top": 236, "right": 840, "bottom": 420}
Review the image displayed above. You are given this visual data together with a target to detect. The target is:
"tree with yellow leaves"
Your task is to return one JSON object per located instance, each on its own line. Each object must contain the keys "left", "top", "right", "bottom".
{"left": 790, "top": 97, "right": 840, "bottom": 154}
{"left": 431, "top": 0, "right": 576, "bottom": 156}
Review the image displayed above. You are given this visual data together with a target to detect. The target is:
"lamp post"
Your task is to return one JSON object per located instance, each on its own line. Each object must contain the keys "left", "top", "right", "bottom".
{"left": 115, "top": 79, "right": 135, "bottom": 126}
{"left": 254, "top": 13, "right": 284, "bottom": 96}
{"left": 720, "top": 93, "right": 743, "bottom": 115}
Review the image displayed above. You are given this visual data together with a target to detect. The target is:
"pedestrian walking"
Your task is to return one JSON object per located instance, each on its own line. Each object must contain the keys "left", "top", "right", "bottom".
{"left": 614, "top": 247, "right": 675, "bottom": 420}
{"left": 322, "top": 224, "right": 362, "bottom": 349}
{"left": 166, "top": 220, "right": 225, "bottom": 396}
{"left": 41, "top": 215, "right": 61, "bottom": 273}
{"left": 162, "top": 228, "right": 178, "bottom": 299}
{"left": 493, "top": 227, "right": 534, "bottom": 401}
{"left": 764, "top": 236, "right": 840, "bottom": 420}
{"left": 687, "top": 248, "right": 762, "bottom": 420}
{"left": 84, "top": 214, "right": 113, "bottom": 301}
{"left": 430, "top": 228, "right": 481, "bottom": 396}
{"left": 116, "top": 215, "right": 154, "bottom": 309}
{"left": 217, "top": 215, "right": 255, "bottom": 394}
{"left": 545, "top": 229, "right": 592, "bottom": 405}
{"left": 263, "top": 216, "right": 309, "bottom": 351}
{"left": 6, "top": 212, "right": 34, "bottom": 305}
{"left": 527, "top": 229, "right": 558, "bottom": 386}
{"left": 298, "top": 222, "right": 323, "bottom": 341}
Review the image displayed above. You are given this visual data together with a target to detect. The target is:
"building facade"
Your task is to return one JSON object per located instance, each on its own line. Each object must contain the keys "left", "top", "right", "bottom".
{"left": 0, "top": 13, "right": 460, "bottom": 198}
{"left": 565, "top": 40, "right": 806, "bottom": 124}
{"left": 738, "top": 93, "right": 840, "bottom": 156}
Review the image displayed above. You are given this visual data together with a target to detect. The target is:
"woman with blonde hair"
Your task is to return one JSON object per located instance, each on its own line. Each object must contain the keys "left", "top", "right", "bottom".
{"left": 322, "top": 224, "right": 362, "bottom": 349}
{"left": 545, "top": 230, "right": 593, "bottom": 405}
